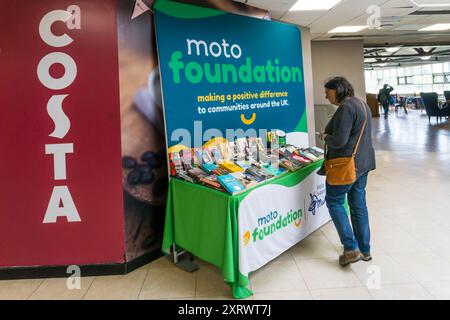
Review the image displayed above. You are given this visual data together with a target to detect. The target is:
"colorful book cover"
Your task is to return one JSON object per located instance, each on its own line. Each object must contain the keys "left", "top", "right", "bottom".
{"left": 212, "top": 167, "right": 230, "bottom": 176}
{"left": 201, "top": 163, "right": 218, "bottom": 173}
{"left": 219, "top": 161, "right": 244, "bottom": 173}
{"left": 217, "top": 174, "right": 246, "bottom": 195}
{"left": 187, "top": 167, "right": 208, "bottom": 181}
{"left": 235, "top": 160, "right": 252, "bottom": 170}
{"left": 260, "top": 163, "right": 287, "bottom": 176}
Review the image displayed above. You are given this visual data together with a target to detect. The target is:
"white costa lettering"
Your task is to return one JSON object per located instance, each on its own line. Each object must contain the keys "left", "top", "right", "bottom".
{"left": 39, "top": 6, "right": 81, "bottom": 224}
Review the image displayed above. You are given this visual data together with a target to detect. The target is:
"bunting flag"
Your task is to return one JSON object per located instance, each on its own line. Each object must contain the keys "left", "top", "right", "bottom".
{"left": 131, "top": 0, "right": 151, "bottom": 19}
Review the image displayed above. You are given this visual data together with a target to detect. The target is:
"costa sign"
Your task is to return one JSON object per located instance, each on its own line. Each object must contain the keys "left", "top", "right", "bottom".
{"left": 37, "top": 6, "right": 81, "bottom": 224}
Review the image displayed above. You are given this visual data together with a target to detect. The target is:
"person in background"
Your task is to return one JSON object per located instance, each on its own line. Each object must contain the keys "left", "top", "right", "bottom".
{"left": 319, "top": 77, "right": 376, "bottom": 266}
{"left": 378, "top": 84, "right": 394, "bottom": 119}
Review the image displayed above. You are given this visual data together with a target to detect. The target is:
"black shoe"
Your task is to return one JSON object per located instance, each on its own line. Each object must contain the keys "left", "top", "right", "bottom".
{"left": 361, "top": 253, "right": 372, "bottom": 261}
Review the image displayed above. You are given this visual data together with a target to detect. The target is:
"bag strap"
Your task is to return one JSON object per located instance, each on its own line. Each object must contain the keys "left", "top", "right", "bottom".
{"left": 351, "top": 98, "right": 368, "bottom": 158}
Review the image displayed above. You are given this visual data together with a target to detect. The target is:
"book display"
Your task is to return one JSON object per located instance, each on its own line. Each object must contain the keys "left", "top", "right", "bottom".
{"left": 154, "top": 0, "right": 332, "bottom": 300}
{"left": 168, "top": 134, "right": 324, "bottom": 195}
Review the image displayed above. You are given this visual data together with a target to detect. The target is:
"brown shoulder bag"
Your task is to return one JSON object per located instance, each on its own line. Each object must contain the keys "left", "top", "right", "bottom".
{"left": 324, "top": 99, "right": 367, "bottom": 186}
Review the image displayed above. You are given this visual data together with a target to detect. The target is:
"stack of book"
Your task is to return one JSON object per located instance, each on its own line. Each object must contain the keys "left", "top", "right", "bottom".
{"left": 168, "top": 133, "right": 325, "bottom": 195}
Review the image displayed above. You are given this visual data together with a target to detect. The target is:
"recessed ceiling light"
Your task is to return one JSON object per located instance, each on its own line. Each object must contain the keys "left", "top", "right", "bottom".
{"left": 378, "top": 63, "right": 387, "bottom": 67}
{"left": 385, "top": 47, "right": 400, "bottom": 53}
{"left": 328, "top": 26, "right": 368, "bottom": 33}
{"left": 289, "top": 0, "right": 342, "bottom": 11}
{"left": 419, "top": 24, "right": 450, "bottom": 31}
{"left": 420, "top": 56, "right": 432, "bottom": 60}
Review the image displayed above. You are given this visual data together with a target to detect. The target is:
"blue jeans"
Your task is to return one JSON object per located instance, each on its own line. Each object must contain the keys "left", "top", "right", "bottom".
{"left": 382, "top": 103, "right": 389, "bottom": 117}
{"left": 325, "top": 172, "right": 371, "bottom": 254}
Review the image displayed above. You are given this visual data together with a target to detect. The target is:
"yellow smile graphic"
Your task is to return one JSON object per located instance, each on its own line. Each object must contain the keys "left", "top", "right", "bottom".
{"left": 241, "top": 113, "right": 256, "bottom": 125}
{"left": 294, "top": 219, "right": 302, "bottom": 227}
{"left": 243, "top": 230, "right": 251, "bottom": 246}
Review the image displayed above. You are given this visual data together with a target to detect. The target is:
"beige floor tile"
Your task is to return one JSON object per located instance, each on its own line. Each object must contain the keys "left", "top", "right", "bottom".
{"left": 325, "top": 231, "right": 385, "bottom": 256}
{"left": 368, "top": 283, "right": 435, "bottom": 300}
{"left": 296, "top": 258, "right": 361, "bottom": 290}
{"left": 29, "top": 277, "right": 95, "bottom": 300}
{"left": 373, "top": 231, "right": 432, "bottom": 255}
{"left": 139, "top": 267, "right": 197, "bottom": 299}
{"left": 310, "top": 287, "right": 372, "bottom": 300}
{"left": 420, "top": 280, "right": 450, "bottom": 300}
{"left": 349, "top": 254, "right": 415, "bottom": 286}
{"left": 195, "top": 263, "right": 232, "bottom": 298}
{"left": 194, "top": 295, "right": 246, "bottom": 300}
{"left": 249, "top": 259, "right": 307, "bottom": 293}
{"left": 0, "top": 279, "right": 43, "bottom": 300}
{"left": 253, "top": 290, "right": 313, "bottom": 300}
{"left": 291, "top": 235, "right": 338, "bottom": 260}
{"left": 83, "top": 269, "right": 147, "bottom": 300}
{"left": 389, "top": 252, "right": 450, "bottom": 282}
{"left": 147, "top": 255, "right": 176, "bottom": 270}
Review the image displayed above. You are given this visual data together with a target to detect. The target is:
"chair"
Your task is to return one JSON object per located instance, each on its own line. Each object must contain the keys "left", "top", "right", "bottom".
{"left": 366, "top": 93, "right": 379, "bottom": 117}
{"left": 420, "top": 92, "right": 450, "bottom": 123}
{"left": 444, "top": 91, "right": 450, "bottom": 105}
{"left": 395, "top": 96, "right": 408, "bottom": 114}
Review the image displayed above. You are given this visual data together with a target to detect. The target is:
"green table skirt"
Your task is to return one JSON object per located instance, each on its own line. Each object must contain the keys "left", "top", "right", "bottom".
{"left": 162, "top": 161, "right": 324, "bottom": 298}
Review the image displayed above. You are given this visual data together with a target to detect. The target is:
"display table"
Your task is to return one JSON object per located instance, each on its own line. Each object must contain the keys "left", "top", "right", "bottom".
{"left": 162, "top": 160, "right": 331, "bottom": 299}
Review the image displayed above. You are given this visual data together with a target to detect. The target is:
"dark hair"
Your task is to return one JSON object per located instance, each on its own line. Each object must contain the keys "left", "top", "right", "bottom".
{"left": 324, "top": 77, "right": 355, "bottom": 103}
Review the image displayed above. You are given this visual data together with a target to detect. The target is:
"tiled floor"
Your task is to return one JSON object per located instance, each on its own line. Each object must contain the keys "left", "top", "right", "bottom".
{"left": 1, "top": 110, "right": 450, "bottom": 300}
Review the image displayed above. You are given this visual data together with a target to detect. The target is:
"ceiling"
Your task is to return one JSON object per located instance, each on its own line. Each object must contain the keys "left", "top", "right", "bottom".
{"left": 234, "top": 0, "right": 450, "bottom": 46}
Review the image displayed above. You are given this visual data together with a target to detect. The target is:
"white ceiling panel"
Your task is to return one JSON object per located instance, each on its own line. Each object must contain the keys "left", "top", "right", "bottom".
{"left": 309, "top": 0, "right": 387, "bottom": 33}
{"left": 245, "top": 0, "right": 297, "bottom": 12}
{"left": 231, "top": 0, "right": 450, "bottom": 45}
{"left": 282, "top": 11, "right": 326, "bottom": 26}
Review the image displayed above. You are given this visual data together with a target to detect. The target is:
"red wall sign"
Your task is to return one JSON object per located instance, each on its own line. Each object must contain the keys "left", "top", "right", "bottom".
{"left": 0, "top": 0, "right": 125, "bottom": 267}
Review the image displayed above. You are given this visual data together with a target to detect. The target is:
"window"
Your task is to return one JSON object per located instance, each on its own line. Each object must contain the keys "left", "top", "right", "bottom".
{"left": 443, "top": 62, "right": 450, "bottom": 73}
{"left": 413, "top": 75, "right": 423, "bottom": 84}
{"left": 444, "top": 73, "right": 450, "bottom": 83}
{"left": 405, "top": 67, "right": 414, "bottom": 76}
{"left": 422, "top": 65, "right": 431, "bottom": 74}
{"left": 398, "top": 76, "right": 406, "bottom": 85}
{"left": 432, "top": 63, "right": 443, "bottom": 74}
{"left": 423, "top": 74, "right": 433, "bottom": 84}
{"left": 433, "top": 74, "right": 444, "bottom": 84}
{"left": 423, "top": 84, "right": 432, "bottom": 92}
{"left": 406, "top": 76, "right": 414, "bottom": 84}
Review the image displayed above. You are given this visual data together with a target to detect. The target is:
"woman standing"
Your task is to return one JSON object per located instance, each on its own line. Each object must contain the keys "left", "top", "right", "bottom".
{"left": 319, "top": 77, "right": 376, "bottom": 266}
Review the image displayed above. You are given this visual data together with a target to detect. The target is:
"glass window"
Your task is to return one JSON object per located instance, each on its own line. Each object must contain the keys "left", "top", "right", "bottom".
{"left": 376, "top": 70, "right": 382, "bottom": 79}
{"left": 406, "top": 76, "right": 414, "bottom": 84}
{"left": 423, "top": 74, "right": 433, "bottom": 84}
{"left": 423, "top": 84, "right": 433, "bottom": 92}
{"left": 433, "top": 74, "right": 444, "bottom": 84}
{"left": 433, "top": 84, "right": 443, "bottom": 93}
{"left": 415, "top": 65, "right": 423, "bottom": 74}
{"left": 432, "top": 63, "right": 443, "bottom": 74}
{"left": 383, "top": 69, "right": 390, "bottom": 78}
{"left": 422, "top": 64, "right": 431, "bottom": 74}
{"left": 444, "top": 73, "right": 450, "bottom": 83}
{"left": 405, "top": 67, "right": 414, "bottom": 76}
{"left": 398, "top": 77, "right": 406, "bottom": 85}
{"left": 443, "top": 62, "right": 450, "bottom": 73}
{"left": 444, "top": 83, "right": 450, "bottom": 91}
{"left": 413, "top": 75, "right": 423, "bottom": 84}
{"left": 390, "top": 69, "right": 397, "bottom": 77}
{"left": 397, "top": 68, "right": 404, "bottom": 76}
